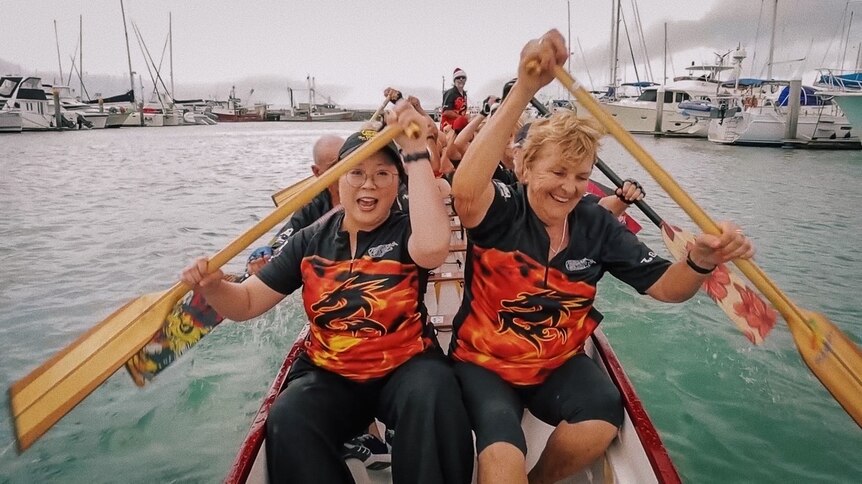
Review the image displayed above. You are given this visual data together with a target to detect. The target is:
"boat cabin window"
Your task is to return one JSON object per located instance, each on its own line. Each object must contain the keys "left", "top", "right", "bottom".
{"left": 675, "top": 92, "right": 691, "bottom": 103}
{"left": 638, "top": 90, "right": 676, "bottom": 103}
{"left": 636, "top": 90, "right": 657, "bottom": 102}
{"left": 0, "top": 78, "right": 20, "bottom": 98}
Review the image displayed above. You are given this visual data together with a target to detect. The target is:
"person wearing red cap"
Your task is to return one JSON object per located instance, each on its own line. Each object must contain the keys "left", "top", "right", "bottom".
{"left": 441, "top": 67, "right": 469, "bottom": 132}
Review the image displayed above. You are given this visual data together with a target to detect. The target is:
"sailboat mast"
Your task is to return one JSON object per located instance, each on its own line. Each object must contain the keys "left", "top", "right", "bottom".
{"left": 169, "top": 12, "right": 174, "bottom": 97}
{"left": 766, "top": 0, "right": 777, "bottom": 80}
{"left": 120, "top": 0, "right": 136, "bottom": 100}
{"left": 79, "top": 15, "right": 83, "bottom": 97}
{"left": 54, "top": 20, "right": 64, "bottom": 83}
{"left": 567, "top": 0, "right": 572, "bottom": 101}
{"left": 610, "top": 0, "right": 621, "bottom": 93}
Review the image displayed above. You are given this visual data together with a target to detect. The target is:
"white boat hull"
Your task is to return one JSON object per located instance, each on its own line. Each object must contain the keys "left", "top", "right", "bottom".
{"left": 708, "top": 105, "right": 858, "bottom": 146}
{"left": 0, "top": 111, "right": 22, "bottom": 132}
{"left": 587, "top": 100, "right": 710, "bottom": 137}
{"left": 830, "top": 92, "right": 862, "bottom": 133}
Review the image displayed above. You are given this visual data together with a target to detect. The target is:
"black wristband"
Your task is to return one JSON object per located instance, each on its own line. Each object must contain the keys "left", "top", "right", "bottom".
{"left": 402, "top": 150, "right": 431, "bottom": 163}
{"left": 686, "top": 251, "right": 716, "bottom": 274}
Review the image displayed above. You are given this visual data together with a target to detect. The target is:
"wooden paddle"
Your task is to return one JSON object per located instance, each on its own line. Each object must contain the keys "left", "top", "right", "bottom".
{"left": 593, "top": 159, "right": 778, "bottom": 344}
{"left": 124, "top": 174, "right": 317, "bottom": 387}
{"left": 549, "top": 64, "right": 862, "bottom": 426}
{"left": 9, "top": 124, "right": 417, "bottom": 451}
{"left": 526, "top": 95, "right": 777, "bottom": 343}
{"left": 370, "top": 96, "right": 391, "bottom": 122}
{"left": 271, "top": 175, "right": 315, "bottom": 208}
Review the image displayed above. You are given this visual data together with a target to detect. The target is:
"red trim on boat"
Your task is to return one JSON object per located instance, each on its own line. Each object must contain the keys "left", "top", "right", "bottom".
{"left": 591, "top": 329, "right": 682, "bottom": 484}
{"left": 225, "top": 326, "right": 309, "bottom": 484}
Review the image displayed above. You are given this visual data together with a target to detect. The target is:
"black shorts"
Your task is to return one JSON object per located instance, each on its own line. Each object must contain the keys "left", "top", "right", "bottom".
{"left": 454, "top": 353, "right": 623, "bottom": 454}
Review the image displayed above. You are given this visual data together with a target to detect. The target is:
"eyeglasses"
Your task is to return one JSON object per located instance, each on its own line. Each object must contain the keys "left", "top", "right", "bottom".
{"left": 455, "top": 76, "right": 466, "bottom": 81}
{"left": 345, "top": 169, "right": 399, "bottom": 188}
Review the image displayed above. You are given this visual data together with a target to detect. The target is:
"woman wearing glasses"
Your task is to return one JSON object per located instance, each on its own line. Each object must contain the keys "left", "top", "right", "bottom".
{"left": 179, "top": 101, "right": 473, "bottom": 484}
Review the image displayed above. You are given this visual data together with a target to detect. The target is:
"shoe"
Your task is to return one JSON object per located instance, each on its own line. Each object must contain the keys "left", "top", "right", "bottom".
{"left": 341, "top": 433, "right": 391, "bottom": 470}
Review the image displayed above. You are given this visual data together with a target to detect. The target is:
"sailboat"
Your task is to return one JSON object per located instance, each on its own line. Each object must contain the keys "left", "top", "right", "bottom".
{"left": 706, "top": 0, "right": 859, "bottom": 148}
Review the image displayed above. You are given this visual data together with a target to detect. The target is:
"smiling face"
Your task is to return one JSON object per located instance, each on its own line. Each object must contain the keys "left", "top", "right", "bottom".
{"left": 522, "top": 143, "right": 594, "bottom": 225}
{"left": 338, "top": 153, "right": 400, "bottom": 233}
{"left": 519, "top": 112, "right": 604, "bottom": 225}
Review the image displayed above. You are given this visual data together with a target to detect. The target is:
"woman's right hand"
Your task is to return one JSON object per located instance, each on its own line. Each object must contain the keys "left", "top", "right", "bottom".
{"left": 517, "top": 29, "right": 568, "bottom": 94}
{"left": 387, "top": 100, "right": 429, "bottom": 154}
{"left": 181, "top": 256, "right": 224, "bottom": 291}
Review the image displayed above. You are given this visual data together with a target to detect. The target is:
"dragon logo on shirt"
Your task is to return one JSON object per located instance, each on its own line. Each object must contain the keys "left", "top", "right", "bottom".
{"left": 310, "top": 273, "right": 402, "bottom": 337}
{"left": 497, "top": 289, "right": 592, "bottom": 351}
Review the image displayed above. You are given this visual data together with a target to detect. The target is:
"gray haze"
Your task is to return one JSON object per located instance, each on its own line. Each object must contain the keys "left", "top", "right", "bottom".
{"left": 1, "top": 0, "right": 858, "bottom": 108}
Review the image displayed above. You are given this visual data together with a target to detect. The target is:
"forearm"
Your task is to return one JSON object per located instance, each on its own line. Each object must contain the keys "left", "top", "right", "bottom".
{"left": 198, "top": 277, "right": 282, "bottom": 321}
{"left": 406, "top": 160, "right": 450, "bottom": 268}
{"left": 598, "top": 195, "right": 629, "bottom": 217}
{"left": 441, "top": 109, "right": 459, "bottom": 120}
{"left": 646, "top": 260, "right": 710, "bottom": 303}
{"left": 451, "top": 84, "right": 529, "bottom": 212}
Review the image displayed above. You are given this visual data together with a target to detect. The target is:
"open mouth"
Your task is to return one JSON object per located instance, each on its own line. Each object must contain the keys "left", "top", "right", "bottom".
{"left": 356, "top": 197, "right": 379, "bottom": 211}
{"left": 550, "top": 193, "right": 572, "bottom": 204}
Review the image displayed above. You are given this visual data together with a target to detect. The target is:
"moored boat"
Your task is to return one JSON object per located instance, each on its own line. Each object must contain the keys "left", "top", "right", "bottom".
{"left": 0, "top": 109, "right": 22, "bottom": 133}
{"left": 225, "top": 209, "right": 681, "bottom": 484}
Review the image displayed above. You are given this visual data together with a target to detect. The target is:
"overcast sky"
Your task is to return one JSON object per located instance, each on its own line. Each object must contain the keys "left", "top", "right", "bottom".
{"left": 1, "top": 0, "right": 859, "bottom": 108}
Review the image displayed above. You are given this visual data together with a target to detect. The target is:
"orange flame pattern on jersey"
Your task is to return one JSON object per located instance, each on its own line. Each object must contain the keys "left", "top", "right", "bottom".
{"left": 301, "top": 255, "right": 431, "bottom": 381}
{"left": 453, "top": 246, "right": 599, "bottom": 385}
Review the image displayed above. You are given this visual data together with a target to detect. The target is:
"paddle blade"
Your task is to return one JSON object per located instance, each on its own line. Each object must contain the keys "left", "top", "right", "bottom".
{"left": 271, "top": 176, "right": 314, "bottom": 208}
{"left": 660, "top": 222, "right": 778, "bottom": 344}
{"left": 9, "top": 285, "right": 184, "bottom": 451}
{"left": 792, "top": 310, "right": 862, "bottom": 426}
{"left": 125, "top": 274, "right": 243, "bottom": 386}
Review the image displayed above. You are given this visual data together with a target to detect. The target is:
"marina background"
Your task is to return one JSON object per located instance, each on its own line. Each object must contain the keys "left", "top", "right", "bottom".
{"left": 0, "top": 122, "right": 861, "bottom": 482}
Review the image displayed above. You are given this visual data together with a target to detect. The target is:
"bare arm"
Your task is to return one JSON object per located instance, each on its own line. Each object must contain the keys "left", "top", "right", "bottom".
{"left": 180, "top": 257, "right": 286, "bottom": 321}
{"left": 451, "top": 30, "right": 568, "bottom": 228}
{"left": 387, "top": 101, "right": 451, "bottom": 269}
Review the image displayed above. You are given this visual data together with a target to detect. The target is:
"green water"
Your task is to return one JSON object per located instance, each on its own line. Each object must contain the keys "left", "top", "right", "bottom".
{"left": 0, "top": 123, "right": 860, "bottom": 483}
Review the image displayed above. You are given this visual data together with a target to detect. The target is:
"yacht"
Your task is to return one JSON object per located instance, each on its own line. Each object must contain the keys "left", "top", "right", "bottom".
{"left": 42, "top": 84, "right": 110, "bottom": 129}
{"left": 0, "top": 76, "right": 76, "bottom": 131}
{"left": 707, "top": 82, "right": 859, "bottom": 148}
{"left": 577, "top": 64, "right": 734, "bottom": 137}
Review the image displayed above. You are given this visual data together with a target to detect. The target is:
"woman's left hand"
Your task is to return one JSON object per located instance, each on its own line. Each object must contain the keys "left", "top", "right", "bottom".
{"left": 690, "top": 221, "right": 755, "bottom": 269}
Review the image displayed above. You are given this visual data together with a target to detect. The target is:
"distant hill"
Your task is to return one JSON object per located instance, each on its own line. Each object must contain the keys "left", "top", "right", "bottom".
{"left": 0, "top": 56, "right": 446, "bottom": 109}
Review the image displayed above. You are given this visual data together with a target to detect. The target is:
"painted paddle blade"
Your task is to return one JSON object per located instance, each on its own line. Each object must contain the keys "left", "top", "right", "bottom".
{"left": 791, "top": 310, "right": 862, "bottom": 426}
{"left": 9, "top": 284, "right": 186, "bottom": 451}
{"left": 126, "top": 176, "right": 318, "bottom": 386}
{"left": 660, "top": 222, "right": 778, "bottom": 344}
{"left": 125, "top": 274, "right": 243, "bottom": 386}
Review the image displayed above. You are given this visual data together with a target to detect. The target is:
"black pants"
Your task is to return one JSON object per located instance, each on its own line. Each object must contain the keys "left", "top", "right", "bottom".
{"left": 266, "top": 349, "right": 474, "bottom": 483}
{"left": 454, "top": 353, "right": 623, "bottom": 455}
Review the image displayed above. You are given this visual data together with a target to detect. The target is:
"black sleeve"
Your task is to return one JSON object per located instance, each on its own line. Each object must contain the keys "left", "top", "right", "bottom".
{"left": 598, "top": 211, "right": 671, "bottom": 293}
{"left": 270, "top": 193, "right": 331, "bottom": 250}
{"left": 467, "top": 181, "right": 521, "bottom": 246}
{"left": 442, "top": 89, "right": 458, "bottom": 111}
{"left": 257, "top": 224, "right": 315, "bottom": 295}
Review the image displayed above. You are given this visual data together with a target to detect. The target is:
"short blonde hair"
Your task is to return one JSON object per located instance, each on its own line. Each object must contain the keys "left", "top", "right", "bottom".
{"left": 521, "top": 111, "right": 605, "bottom": 171}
